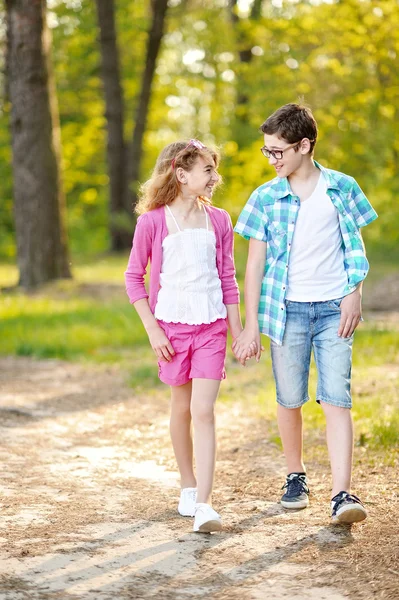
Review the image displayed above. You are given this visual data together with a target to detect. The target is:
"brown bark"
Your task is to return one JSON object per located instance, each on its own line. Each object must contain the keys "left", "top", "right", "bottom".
{"left": 95, "top": 0, "right": 131, "bottom": 251}
{"left": 228, "top": 0, "right": 264, "bottom": 146}
{"left": 6, "top": 0, "right": 71, "bottom": 287}
{"left": 127, "top": 0, "right": 169, "bottom": 217}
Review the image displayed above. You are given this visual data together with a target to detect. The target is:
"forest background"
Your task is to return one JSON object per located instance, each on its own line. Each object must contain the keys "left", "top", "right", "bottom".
{"left": 1, "top": 0, "right": 398, "bottom": 270}
{"left": 0, "top": 5, "right": 398, "bottom": 596}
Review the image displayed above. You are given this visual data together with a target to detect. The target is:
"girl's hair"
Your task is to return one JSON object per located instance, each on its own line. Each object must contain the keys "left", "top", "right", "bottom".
{"left": 136, "top": 140, "right": 220, "bottom": 214}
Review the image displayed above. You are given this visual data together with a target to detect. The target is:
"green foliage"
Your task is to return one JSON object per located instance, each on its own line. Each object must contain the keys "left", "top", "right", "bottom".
{"left": 1, "top": 0, "right": 398, "bottom": 259}
{"left": 0, "top": 255, "right": 148, "bottom": 362}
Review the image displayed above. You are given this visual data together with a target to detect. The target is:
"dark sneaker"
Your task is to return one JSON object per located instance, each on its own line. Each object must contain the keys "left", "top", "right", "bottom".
{"left": 331, "top": 491, "right": 367, "bottom": 524}
{"left": 281, "top": 473, "right": 309, "bottom": 509}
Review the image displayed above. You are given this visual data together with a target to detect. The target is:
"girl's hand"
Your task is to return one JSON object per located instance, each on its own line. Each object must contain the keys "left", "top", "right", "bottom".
{"left": 232, "top": 327, "right": 263, "bottom": 366}
{"left": 147, "top": 324, "right": 175, "bottom": 362}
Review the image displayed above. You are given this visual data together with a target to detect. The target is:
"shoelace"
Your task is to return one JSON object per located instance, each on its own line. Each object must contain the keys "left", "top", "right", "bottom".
{"left": 282, "top": 474, "right": 309, "bottom": 496}
{"left": 188, "top": 489, "right": 197, "bottom": 503}
{"left": 331, "top": 491, "right": 363, "bottom": 515}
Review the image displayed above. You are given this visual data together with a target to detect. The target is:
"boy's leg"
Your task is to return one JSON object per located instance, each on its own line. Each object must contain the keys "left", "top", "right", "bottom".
{"left": 320, "top": 402, "right": 353, "bottom": 496}
{"left": 313, "top": 299, "right": 354, "bottom": 495}
{"left": 277, "top": 405, "right": 305, "bottom": 474}
{"left": 170, "top": 381, "right": 196, "bottom": 489}
{"left": 190, "top": 378, "right": 221, "bottom": 505}
{"left": 271, "top": 302, "right": 312, "bottom": 508}
{"left": 313, "top": 300, "right": 367, "bottom": 522}
{"left": 271, "top": 302, "right": 312, "bottom": 470}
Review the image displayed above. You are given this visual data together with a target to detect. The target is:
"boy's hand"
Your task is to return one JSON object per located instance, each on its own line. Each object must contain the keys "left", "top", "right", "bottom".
{"left": 147, "top": 324, "right": 175, "bottom": 362}
{"left": 338, "top": 289, "right": 362, "bottom": 338}
{"left": 232, "top": 327, "right": 263, "bottom": 365}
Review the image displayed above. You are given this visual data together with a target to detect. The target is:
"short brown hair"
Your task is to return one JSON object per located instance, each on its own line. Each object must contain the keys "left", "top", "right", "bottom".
{"left": 260, "top": 103, "right": 317, "bottom": 153}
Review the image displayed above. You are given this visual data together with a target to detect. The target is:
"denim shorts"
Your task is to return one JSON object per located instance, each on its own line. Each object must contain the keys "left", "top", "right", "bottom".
{"left": 270, "top": 299, "right": 353, "bottom": 409}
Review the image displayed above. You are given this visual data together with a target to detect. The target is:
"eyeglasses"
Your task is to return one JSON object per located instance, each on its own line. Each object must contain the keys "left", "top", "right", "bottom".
{"left": 260, "top": 141, "right": 301, "bottom": 160}
{"left": 171, "top": 139, "right": 206, "bottom": 170}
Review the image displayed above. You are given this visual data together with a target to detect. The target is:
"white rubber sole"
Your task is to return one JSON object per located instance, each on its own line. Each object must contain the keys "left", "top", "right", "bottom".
{"left": 281, "top": 497, "right": 309, "bottom": 510}
{"left": 194, "top": 519, "right": 222, "bottom": 533}
{"left": 178, "top": 509, "right": 195, "bottom": 517}
{"left": 332, "top": 504, "right": 367, "bottom": 524}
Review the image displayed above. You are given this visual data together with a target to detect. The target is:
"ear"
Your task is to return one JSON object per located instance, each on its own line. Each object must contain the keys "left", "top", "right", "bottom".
{"left": 300, "top": 138, "right": 312, "bottom": 154}
{"left": 175, "top": 167, "right": 187, "bottom": 184}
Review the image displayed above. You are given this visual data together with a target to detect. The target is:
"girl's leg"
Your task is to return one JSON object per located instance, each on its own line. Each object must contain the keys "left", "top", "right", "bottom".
{"left": 170, "top": 382, "right": 196, "bottom": 489}
{"left": 321, "top": 402, "right": 353, "bottom": 497}
{"left": 190, "top": 378, "right": 221, "bottom": 504}
{"left": 277, "top": 405, "right": 306, "bottom": 474}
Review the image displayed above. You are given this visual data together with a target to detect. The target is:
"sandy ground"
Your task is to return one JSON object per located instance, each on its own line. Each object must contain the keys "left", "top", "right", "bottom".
{"left": 0, "top": 355, "right": 398, "bottom": 600}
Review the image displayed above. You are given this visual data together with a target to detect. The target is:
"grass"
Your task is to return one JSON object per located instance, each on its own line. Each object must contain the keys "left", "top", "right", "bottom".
{"left": 1, "top": 252, "right": 398, "bottom": 455}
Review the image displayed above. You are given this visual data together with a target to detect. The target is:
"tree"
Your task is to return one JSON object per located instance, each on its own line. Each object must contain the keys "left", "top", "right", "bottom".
{"left": 228, "top": 0, "right": 264, "bottom": 147}
{"left": 5, "top": 0, "right": 71, "bottom": 286}
{"left": 127, "top": 0, "right": 169, "bottom": 220}
{"left": 95, "top": 0, "right": 169, "bottom": 248}
{"left": 95, "top": 0, "right": 129, "bottom": 251}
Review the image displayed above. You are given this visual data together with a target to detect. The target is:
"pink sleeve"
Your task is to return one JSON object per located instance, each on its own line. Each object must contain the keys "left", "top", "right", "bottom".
{"left": 124, "top": 214, "right": 153, "bottom": 305}
{"left": 220, "top": 211, "right": 240, "bottom": 305}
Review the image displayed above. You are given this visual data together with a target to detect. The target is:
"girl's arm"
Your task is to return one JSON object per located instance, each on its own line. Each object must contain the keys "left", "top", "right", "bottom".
{"left": 133, "top": 298, "right": 175, "bottom": 362}
{"left": 125, "top": 214, "right": 174, "bottom": 362}
{"left": 124, "top": 214, "right": 152, "bottom": 305}
{"left": 219, "top": 211, "right": 240, "bottom": 305}
{"left": 226, "top": 303, "right": 243, "bottom": 341}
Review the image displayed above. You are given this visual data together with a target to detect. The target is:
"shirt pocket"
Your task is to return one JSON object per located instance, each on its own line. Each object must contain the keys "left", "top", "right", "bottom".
{"left": 267, "top": 222, "right": 287, "bottom": 259}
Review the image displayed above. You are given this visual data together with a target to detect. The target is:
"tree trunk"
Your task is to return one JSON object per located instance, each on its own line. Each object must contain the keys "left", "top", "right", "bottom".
{"left": 95, "top": 0, "right": 131, "bottom": 251}
{"left": 6, "top": 0, "right": 71, "bottom": 287}
{"left": 228, "top": 0, "right": 263, "bottom": 147}
{"left": 126, "top": 0, "right": 169, "bottom": 218}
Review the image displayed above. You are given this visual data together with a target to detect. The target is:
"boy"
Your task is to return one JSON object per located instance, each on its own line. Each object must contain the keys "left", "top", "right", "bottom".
{"left": 233, "top": 103, "right": 377, "bottom": 523}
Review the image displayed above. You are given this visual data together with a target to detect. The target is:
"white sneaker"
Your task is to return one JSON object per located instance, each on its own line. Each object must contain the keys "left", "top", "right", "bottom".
{"left": 193, "top": 503, "right": 222, "bottom": 533}
{"left": 178, "top": 487, "right": 197, "bottom": 517}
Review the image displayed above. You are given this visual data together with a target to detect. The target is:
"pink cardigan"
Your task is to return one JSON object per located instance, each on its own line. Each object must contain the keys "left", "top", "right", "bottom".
{"left": 125, "top": 205, "right": 240, "bottom": 312}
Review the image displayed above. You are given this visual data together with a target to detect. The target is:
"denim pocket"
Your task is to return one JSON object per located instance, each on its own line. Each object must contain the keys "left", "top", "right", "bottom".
{"left": 326, "top": 298, "right": 343, "bottom": 312}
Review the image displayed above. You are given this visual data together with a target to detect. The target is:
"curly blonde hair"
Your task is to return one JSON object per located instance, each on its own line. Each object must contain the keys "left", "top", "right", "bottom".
{"left": 136, "top": 140, "right": 221, "bottom": 214}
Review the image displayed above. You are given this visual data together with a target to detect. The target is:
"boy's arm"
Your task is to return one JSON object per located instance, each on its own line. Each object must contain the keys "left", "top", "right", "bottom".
{"left": 339, "top": 284, "right": 362, "bottom": 338}
{"left": 232, "top": 238, "right": 267, "bottom": 364}
{"left": 339, "top": 233, "right": 365, "bottom": 338}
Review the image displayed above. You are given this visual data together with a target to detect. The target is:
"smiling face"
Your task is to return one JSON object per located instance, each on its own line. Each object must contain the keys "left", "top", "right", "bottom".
{"left": 263, "top": 133, "right": 312, "bottom": 179}
{"left": 180, "top": 156, "right": 220, "bottom": 197}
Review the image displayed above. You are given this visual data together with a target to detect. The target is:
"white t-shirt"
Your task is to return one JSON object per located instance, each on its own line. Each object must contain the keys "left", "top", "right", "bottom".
{"left": 286, "top": 173, "right": 348, "bottom": 301}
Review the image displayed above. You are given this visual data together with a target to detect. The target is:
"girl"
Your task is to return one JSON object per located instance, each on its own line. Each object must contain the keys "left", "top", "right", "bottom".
{"left": 125, "top": 139, "right": 244, "bottom": 533}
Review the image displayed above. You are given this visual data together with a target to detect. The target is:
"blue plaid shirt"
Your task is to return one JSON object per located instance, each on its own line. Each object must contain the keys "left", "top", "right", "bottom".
{"left": 234, "top": 162, "right": 378, "bottom": 345}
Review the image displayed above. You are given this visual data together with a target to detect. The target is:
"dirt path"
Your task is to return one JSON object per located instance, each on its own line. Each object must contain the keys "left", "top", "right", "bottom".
{"left": 0, "top": 357, "right": 398, "bottom": 600}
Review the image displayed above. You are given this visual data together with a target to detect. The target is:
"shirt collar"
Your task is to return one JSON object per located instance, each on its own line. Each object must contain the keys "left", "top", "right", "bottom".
{"left": 269, "top": 160, "right": 341, "bottom": 200}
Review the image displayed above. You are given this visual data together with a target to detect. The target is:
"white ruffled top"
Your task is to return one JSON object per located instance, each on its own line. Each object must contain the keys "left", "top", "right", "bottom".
{"left": 154, "top": 205, "right": 227, "bottom": 325}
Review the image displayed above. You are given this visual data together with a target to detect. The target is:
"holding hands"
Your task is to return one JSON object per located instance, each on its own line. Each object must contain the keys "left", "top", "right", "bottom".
{"left": 232, "top": 326, "right": 264, "bottom": 366}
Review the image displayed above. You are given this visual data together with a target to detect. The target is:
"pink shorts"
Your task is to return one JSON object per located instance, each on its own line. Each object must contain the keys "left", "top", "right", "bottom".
{"left": 157, "top": 319, "right": 228, "bottom": 386}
